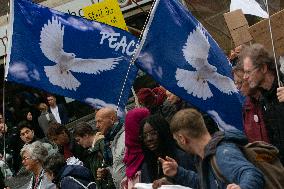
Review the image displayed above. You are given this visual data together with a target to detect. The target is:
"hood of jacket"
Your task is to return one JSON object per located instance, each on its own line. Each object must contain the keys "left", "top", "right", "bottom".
{"left": 204, "top": 129, "right": 248, "bottom": 158}
{"left": 59, "top": 165, "right": 93, "bottom": 181}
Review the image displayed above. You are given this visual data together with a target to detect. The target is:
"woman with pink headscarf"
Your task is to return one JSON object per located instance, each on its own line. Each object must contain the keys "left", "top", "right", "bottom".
{"left": 121, "top": 108, "right": 150, "bottom": 189}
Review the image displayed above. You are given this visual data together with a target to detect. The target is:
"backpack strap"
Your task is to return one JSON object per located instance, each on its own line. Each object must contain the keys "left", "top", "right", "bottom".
{"left": 210, "top": 155, "right": 229, "bottom": 184}
{"left": 87, "top": 182, "right": 96, "bottom": 188}
{"left": 61, "top": 176, "right": 88, "bottom": 189}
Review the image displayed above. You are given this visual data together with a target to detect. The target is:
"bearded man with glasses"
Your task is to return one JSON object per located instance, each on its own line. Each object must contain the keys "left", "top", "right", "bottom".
{"left": 240, "top": 43, "right": 284, "bottom": 164}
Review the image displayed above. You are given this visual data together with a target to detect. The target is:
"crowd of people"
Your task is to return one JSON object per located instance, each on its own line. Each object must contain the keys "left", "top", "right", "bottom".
{"left": 0, "top": 43, "right": 284, "bottom": 189}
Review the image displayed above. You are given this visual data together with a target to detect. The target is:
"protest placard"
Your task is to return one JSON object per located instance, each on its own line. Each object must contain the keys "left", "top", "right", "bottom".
{"left": 83, "top": 0, "right": 128, "bottom": 31}
{"left": 249, "top": 9, "right": 284, "bottom": 57}
{"left": 224, "top": 9, "right": 252, "bottom": 47}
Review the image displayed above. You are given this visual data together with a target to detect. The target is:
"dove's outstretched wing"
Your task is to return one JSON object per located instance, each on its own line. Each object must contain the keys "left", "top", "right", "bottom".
{"left": 70, "top": 57, "right": 122, "bottom": 74}
{"left": 44, "top": 65, "right": 80, "bottom": 90}
{"left": 85, "top": 98, "right": 124, "bottom": 117}
{"left": 177, "top": 23, "right": 213, "bottom": 100}
{"left": 182, "top": 24, "right": 210, "bottom": 69}
{"left": 209, "top": 73, "right": 238, "bottom": 95}
{"left": 176, "top": 68, "right": 213, "bottom": 100}
{"left": 40, "top": 17, "right": 64, "bottom": 63}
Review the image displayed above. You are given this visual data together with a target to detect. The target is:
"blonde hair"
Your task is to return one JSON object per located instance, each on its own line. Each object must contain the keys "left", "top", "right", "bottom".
{"left": 38, "top": 103, "right": 48, "bottom": 112}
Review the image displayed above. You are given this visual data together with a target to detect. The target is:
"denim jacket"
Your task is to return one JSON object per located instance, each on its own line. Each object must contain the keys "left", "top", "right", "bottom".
{"left": 173, "top": 130, "right": 264, "bottom": 189}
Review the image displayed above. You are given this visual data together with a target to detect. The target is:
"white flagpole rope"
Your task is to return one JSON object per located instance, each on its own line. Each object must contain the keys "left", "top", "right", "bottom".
{"left": 116, "top": 0, "right": 159, "bottom": 112}
{"left": 131, "top": 0, "right": 160, "bottom": 63}
{"left": 116, "top": 57, "right": 135, "bottom": 112}
{"left": 264, "top": 0, "right": 282, "bottom": 86}
{"left": 131, "top": 87, "right": 140, "bottom": 107}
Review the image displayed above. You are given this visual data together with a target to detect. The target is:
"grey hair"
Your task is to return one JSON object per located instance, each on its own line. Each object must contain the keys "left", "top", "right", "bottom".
{"left": 20, "top": 141, "right": 48, "bottom": 163}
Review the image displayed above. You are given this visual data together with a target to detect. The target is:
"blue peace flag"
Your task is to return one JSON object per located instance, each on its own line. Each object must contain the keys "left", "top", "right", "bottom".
{"left": 6, "top": 0, "right": 138, "bottom": 115}
{"left": 135, "top": 0, "right": 243, "bottom": 130}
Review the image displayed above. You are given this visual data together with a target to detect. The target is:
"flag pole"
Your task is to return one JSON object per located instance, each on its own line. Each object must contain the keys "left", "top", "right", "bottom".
{"left": 116, "top": 0, "right": 159, "bottom": 111}
{"left": 1, "top": 0, "right": 10, "bottom": 180}
{"left": 131, "top": 0, "right": 160, "bottom": 62}
{"left": 264, "top": 0, "right": 282, "bottom": 86}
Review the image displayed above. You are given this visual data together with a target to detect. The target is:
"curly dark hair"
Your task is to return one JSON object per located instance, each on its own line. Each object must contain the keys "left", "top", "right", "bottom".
{"left": 139, "top": 114, "right": 177, "bottom": 181}
{"left": 18, "top": 120, "right": 34, "bottom": 134}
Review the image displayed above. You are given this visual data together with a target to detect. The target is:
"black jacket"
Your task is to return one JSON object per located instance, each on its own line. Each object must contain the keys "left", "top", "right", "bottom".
{"left": 48, "top": 104, "right": 69, "bottom": 124}
{"left": 260, "top": 76, "right": 284, "bottom": 163}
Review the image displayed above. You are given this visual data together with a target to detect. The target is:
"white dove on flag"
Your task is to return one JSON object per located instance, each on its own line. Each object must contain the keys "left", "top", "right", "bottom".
{"left": 175, "top": 24, "right": 238, "bottom": 100}
{"left": 40, "top": 16, "right": 122, "bottom": 91}
{"left": 85, "top": 98, "right": 124, "bottom": 117}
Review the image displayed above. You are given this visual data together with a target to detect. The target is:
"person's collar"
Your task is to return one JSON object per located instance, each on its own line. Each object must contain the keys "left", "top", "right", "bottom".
{"left": 105, "top": 119, "right": 123, "bottom": 140}
{"left": 91, "top": 133, "right": 105, "bottom": 148}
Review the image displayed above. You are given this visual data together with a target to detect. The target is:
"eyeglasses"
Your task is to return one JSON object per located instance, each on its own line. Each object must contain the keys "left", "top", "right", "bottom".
{"left": 244, "top": 66, "right": 259, "bottom": 76}
{"left": 22, "top": 156, "right": 32, "bottom": 161}
{"left": 142, "top": 130, "right": 159, "bottom": 140}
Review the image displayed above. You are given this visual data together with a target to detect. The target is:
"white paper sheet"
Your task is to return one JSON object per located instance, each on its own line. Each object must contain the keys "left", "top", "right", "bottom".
{"left": 134, "top": 183, "right": 192, "bottom": 189}
{"left": 230, "top": 0, "right": 268, "bottom": 18}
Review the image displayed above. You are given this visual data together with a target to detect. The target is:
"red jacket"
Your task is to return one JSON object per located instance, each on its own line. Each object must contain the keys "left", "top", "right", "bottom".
{"left": 243, "top": 97, "right": 270, "bottom": 143}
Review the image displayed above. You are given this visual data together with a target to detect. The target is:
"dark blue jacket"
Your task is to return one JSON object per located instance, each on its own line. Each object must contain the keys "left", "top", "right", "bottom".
{"left": 59, "top": 165, "right": 95, "bottom": 189}
{"left": 173, "top": 130, "right": 265, "bottom": 189}
{"left": 141, "top": 147, "right": 195, "bottom": 183}
{"left": 48, "top": 104, "right": 69, "bottom": 124}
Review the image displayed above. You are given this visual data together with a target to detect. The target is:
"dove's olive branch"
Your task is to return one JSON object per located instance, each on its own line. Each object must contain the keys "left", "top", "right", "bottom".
{"left": 116, "top": 0, "right": 157, "bottom": 111}
{"left": 263, "top": 0, "right": 283, "bottom": 87}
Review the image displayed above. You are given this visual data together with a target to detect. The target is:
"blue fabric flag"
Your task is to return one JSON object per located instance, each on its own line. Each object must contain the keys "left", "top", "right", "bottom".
{"left": 135, "top": 0, "right": 243, "bottom": 130}
{"left": 6, "top": 0, "right": 138, "bottom": 116}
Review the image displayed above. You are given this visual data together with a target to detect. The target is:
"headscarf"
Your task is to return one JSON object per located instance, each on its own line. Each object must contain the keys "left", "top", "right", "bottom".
{"left": 123, "top": 108, "right": 150, "bottom": 178}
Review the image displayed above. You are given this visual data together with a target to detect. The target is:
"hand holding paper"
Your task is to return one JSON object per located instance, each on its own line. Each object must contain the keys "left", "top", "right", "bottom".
{"left": 153, "top": 177, "right": 173, "bottom": 189}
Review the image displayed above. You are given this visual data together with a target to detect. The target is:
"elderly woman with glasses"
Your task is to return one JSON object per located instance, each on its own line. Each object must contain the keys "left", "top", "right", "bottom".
{"left": 20, "top": 141, "right": 56, "bottom": 189}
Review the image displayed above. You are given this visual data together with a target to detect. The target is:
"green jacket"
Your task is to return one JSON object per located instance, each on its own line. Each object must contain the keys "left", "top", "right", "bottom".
{"left": 86, "top": 138, "right": 115, "bottom": 189}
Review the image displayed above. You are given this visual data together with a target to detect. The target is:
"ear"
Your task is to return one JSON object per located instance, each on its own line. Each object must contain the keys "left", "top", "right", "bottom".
{"left": 110, "top": 115, "right": 117, "bottom": 124}
{"left": 261, "top": 64, "right": 268, "bottom": 73}
{"left": 178, "top": 133, "right": 188, "bottom": 145}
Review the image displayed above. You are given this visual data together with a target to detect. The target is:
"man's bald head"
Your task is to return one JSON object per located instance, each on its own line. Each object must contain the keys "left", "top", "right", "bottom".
{"left": 96, "top": 107, "right": 117, "bottom": 119}
{"left": 95, "top": 107, "right": 118, "bottom": 135}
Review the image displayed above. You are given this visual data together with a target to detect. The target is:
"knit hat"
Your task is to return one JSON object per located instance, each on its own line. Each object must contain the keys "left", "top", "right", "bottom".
{"left": 137, "top": 88, "right": 156, "bottom": 107}
{"left": 152, "top": 87, "right": 167, "bottom": 106}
